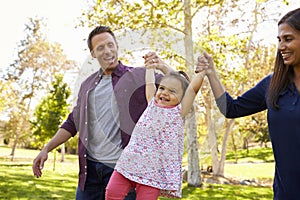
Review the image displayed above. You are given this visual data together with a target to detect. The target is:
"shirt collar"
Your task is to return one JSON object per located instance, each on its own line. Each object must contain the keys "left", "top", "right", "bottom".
{"left": 279, "top": 82, "right": 297, "bottom": 96}
{"left": 98, "top": 61, "right": 126, "bottom": 77}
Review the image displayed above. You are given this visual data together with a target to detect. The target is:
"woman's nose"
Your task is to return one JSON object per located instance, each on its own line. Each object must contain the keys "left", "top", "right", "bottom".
{"left": 278, "top": 41, "right": 286, "bottom": 51}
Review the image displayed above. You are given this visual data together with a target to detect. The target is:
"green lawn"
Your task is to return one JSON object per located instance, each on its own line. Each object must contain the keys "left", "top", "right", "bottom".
{"left": 0, "top": 146, "right": 274, "bottom": 199}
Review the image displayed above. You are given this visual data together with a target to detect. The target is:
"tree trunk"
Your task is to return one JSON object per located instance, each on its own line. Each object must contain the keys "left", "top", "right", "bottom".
{"left": 61, "top": 143, "right": 65, "bottom": 162}
{"left": 206, "top": 95, "right": 219, "bottom": 176}
{"left": 186, "top": 108, "right": 202, "bottom": 186}
{"left": 10, "top": 132, "right": 19, "bottom": 161}
{"left": 231, "top": 127, "right": 238, "bottom": 164}
{"left": 184, "top": 0, "right": 202, "bottom": 186}
{"left": 216, "top": 119, "right": 235, "bottom": 176}
{"left": 53, "top": 150, "right": 56, "bottom": 171}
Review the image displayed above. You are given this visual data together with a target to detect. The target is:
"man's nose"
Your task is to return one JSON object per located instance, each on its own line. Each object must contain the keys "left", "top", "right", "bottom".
{"left": 103, "top": 46, "right": 110, "bottom": 54}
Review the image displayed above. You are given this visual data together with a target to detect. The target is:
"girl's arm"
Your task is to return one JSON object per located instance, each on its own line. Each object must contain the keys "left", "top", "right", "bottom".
{"left": 145, "top": 68, "right": 156, "bottom": 103}
{"left": 181, "top": 71, "right": 205, "bottom": 118}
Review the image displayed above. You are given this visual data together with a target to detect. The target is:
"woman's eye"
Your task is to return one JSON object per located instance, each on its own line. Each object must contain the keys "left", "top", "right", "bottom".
{"left": 285, "top": 38, "right": 292, "bottom": 41}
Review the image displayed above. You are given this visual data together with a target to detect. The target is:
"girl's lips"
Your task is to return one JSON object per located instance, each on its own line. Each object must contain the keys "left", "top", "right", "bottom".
{"left": 159, "top": 97, "right": 169, "bottom": 102}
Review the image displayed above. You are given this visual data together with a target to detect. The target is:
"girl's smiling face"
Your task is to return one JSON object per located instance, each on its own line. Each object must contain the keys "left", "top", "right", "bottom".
{"left": 155, "top": 77, "right": 184, "bottom": 107}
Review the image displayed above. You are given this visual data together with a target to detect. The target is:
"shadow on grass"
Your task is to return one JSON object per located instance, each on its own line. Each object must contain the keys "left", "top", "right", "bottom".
{"left": 226, "top": 148, "right": 274, "bottom": 163}
{"left": 0, "top": 165, "right": 77, "bottom": 199}
{"left": 159, "top": 183, "right": 273, "bottom": 200}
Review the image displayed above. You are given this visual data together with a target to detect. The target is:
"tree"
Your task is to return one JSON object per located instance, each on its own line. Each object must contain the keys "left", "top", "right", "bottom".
{"left": 2, "top": 17, "right": 77, "bottom": 160}
{"left": 0, "top": 80, "right": 6, "bottom": 113}
{"left": 196, "top": 0, "right": 281, "bottom": 176}
{"left": 79, "top": 0, "right": 224, "bottom": 187}
{"left": 31, "top": 74, "right": 71, "bottom": 166}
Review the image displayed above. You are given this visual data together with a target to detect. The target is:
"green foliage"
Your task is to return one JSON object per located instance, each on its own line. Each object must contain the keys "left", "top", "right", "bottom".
{"left": 30, "top": 74, "right": 71, "bottom": 149}
{"left": 79, "top": 0, "right": 223, "bottom": 31}
{"left": 1, "top": 17, "right": 77, "bottom": 152}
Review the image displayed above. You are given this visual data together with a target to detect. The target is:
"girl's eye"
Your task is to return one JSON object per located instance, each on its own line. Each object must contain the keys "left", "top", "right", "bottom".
{"left": 170, "top": 90, "right": 176, "bottom": 93}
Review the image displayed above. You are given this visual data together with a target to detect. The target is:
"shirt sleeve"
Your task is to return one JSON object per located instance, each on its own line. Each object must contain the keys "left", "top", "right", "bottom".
{"left": 60, "top": 111, "right": 77, "bottom": 137}
{"left": 216, "top": 75, "right": 270, "bottom": 118}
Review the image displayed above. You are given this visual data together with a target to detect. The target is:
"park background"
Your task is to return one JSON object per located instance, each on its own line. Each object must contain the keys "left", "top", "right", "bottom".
{"left": 0, "top": 0, "right": 299, "bottom": 199}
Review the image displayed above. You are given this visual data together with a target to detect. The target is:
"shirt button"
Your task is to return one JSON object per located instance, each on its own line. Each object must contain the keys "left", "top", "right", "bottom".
{"left": 95, "top": 82, "right": 98, "bottom": 85}
{"left": 84, "top": 154, "right": 87, "bottom": 158}
{"left": 85, "top": 122, "right": 87, "bottom": 125}
{"left": 85, "top": 165, "right": 87, "bottom": 169}
{"left": 85, "top": 138, "right": 87, "bottom": 141}
{"left": 85, "top": 106, "right": 87, "bottom": 109}
{"left": 85, "top": 172, "right": 87, "bottom": 175}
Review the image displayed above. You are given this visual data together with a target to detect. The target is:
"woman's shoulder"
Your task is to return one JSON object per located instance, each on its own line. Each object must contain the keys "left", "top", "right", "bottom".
{"left": 256, "top": 74, "right": 272, "bottom": 87}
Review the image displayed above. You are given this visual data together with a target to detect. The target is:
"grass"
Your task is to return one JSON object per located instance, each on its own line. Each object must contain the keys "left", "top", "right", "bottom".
{"left": 0, "top": 145, "right": 274, "bottom": 199}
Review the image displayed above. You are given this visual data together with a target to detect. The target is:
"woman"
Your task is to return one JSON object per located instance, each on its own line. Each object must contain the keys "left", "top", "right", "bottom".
{"left": 197, "top": 8, "right": 300, "bottom": 200}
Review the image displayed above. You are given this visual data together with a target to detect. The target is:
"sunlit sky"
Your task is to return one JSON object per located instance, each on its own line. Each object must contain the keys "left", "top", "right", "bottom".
{"left": 0, "top": 0, "right": 90, "bottom": 71}
{"left": 0, "top": 0, "right": 299, "bottom": 73}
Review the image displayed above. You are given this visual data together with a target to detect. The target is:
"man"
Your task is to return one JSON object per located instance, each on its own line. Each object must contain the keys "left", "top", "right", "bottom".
{"left": 32, "top": 26, "right": 172, "bottom": 200}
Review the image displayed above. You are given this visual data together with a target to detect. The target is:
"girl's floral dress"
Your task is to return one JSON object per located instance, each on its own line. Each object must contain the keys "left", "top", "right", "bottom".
{"left": 115, "top": 98, "right": 184, "bottom": 198}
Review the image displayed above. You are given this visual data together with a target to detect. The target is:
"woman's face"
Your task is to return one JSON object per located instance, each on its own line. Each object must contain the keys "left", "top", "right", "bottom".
{"left": 277, "top": 23, "right": 300, "bottom": 68}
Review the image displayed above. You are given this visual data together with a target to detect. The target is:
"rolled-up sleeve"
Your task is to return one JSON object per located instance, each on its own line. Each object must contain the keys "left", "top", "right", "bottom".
{"left": 60, "top": 112, "right": 77, "bottom": 137}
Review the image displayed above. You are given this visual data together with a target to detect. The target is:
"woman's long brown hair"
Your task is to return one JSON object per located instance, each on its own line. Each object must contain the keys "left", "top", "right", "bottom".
{"left": 268, "top": 8, "right": 300, "bottom": 109}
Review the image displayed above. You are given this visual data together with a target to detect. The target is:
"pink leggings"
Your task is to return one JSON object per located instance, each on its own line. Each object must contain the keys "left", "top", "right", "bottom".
{"left": 106, "top": 170, "right": 160, "bottom": 200}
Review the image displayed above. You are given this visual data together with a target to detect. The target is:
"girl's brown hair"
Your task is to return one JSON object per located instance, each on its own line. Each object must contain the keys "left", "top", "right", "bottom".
{"left": 159, "top": 70, "right": 190, "bottom": 96}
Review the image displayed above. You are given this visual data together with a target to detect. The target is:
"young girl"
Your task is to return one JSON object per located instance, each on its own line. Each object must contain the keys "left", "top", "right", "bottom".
{"left": 105, "top": 56, "right": 205, "bottom": 200}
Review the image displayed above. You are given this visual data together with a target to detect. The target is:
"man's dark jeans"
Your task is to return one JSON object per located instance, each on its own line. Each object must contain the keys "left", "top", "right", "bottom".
{"left": 76, "top": 159, "right": 136, "bottom": 200}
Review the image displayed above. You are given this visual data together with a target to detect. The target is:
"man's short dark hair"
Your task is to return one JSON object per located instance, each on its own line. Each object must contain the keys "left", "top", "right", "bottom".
{"left": 87, "top": 26, "right": 117, "bottom": 52}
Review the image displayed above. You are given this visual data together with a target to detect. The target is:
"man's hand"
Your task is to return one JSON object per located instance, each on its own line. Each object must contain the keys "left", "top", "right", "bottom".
{"left": 143, "top": 51, "right": 173, "bottom": 74}
{"left": 32, "top": 149, "right": 48, "bottom": 178}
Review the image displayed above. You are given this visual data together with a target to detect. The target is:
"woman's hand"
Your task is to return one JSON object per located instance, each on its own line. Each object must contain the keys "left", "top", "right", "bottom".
{"left": 195, "top": 52, "right": 215, "bottom": 76}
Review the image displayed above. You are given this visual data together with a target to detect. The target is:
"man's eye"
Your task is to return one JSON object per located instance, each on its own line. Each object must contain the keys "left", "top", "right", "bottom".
{"left": 97, "top": 46, "right": 104, "bottom": 51}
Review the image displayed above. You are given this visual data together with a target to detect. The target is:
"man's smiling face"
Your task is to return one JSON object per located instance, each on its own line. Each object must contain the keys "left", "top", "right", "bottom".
{"left": 91, "top": 32, "right": 119, "bottom": 75}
